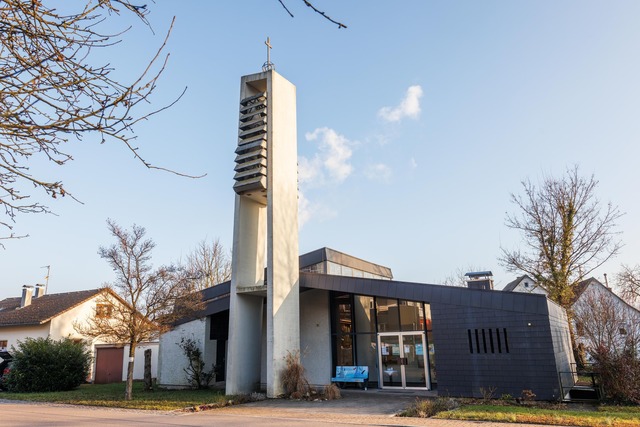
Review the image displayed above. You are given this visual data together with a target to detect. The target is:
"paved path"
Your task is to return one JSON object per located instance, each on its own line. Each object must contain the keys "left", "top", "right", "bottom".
{"left": 212, "top": 389, "right": 564, "bottom": 426}
{"left": 1, "top": 390, "right": 568, "bottom": 427}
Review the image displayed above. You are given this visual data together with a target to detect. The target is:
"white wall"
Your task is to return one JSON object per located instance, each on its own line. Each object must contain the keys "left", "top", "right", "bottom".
{"left": 0, "top": 324, "right": 49, "bottom": 352}
{"left": 510, "top": 277, "right": 547, "bottom": 295}
{"left": 119, "top": 342, "right": 159, "bottom": 381}
{"left": 157, "top": 318, "right": 207, "bottom": 388}
{"left": 57, "top": 293, "right": 159, "bottom": 382}
{"left": 300, "top": 289, "right": 332, "bottom": 387}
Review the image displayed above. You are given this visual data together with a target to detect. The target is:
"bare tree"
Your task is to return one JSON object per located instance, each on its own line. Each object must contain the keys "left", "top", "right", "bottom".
{"left": 500, "top": 166, "right": 623, "bottom": 308}
{"left": 276, "top": 0, "right": 347, "bottom": 28}
{"left": 574, "top": 286, "right": 640, "bottom": 403}
{"left": 75, "top": 219, "right": 200, "bottom": 400}
{"left": 182, "top": 239, "right": 231, "bottom": 291}
{"left": 574, "top": 287, "right": 640, "bottom": 357}
{"left": 0, "top": 1, "right": 190, "bottom": 242}
{"left": 618, "top": 265, "right": 640, "bottom": 309}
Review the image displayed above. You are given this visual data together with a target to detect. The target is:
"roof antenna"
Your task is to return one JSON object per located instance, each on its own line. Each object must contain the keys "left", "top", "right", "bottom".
{"left": 41, "top": 265, "right": 50, "bottom": 294}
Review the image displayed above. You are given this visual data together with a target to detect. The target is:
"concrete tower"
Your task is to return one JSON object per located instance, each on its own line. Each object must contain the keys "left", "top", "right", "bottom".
{"left": 225, "top": 69, "right": 300, "bottom": 397}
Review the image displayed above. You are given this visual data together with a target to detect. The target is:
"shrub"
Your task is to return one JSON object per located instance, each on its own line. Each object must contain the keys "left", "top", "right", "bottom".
{"left": 4, "top": 337, "right": 91, "bottom": 392}
{"left": 401, "top": 397, "right": 459, "bottom": 418}
{"left": 323, "top": 383, "right": 341, "bottom": 400}
{"left": 281, "top": 350, "right": 310, "bottom": 398}
{"left": 179, "top": 337, "right": 215, "bottom": 389}
{"left": 480, "top": 386, "right": 497, "bottom": 401}
{"left": 519, "top": 389, "right": 537, "bottom": 402}
{"left": 592, "top": 346, "right": 640, "bottom": 404}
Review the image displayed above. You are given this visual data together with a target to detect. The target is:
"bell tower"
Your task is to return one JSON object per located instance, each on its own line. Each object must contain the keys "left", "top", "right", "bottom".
{"left": 225, "top": 66, "right": 300, "bottom": 398}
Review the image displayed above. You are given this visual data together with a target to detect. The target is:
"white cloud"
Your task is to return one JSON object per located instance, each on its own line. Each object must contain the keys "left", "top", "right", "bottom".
{"left": 378, "top": 85, "right": 423, "bottom": 122}
{"left": 297, "top": 128, "right": 351, "bottom": 227}
{"left": 298, "top": 190, "right": 337, "bottom": 229}
{"left": 364, "top": 163, "right": 392, "bottom": 182}
{"left": 301, "top": 127, "right": 353, "bottom": 184}
{"left": 410, "top": 157, "right": 418, "bottom": 169}
{"left": 298, "top": 191, "right": 312, "bottom": 229}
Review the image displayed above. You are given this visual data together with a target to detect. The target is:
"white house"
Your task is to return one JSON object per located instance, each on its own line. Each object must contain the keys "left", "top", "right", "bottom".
{"left": 0, "top": 286, "right": 158, "bottom": 383}
{"left": 502, "top": 274, "right": 547, "bottom": 295}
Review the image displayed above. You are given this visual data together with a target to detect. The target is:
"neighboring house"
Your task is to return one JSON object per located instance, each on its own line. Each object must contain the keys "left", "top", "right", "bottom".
{"left": 571, "top": 278, "right": 640, "bottom": 344}
{"left": 502, "top": 274, "right": 546, "bottom": 295}
{"left": 0, "top": 286, "right": 158, "bottom": 384}
{"left": 503, "top": 275, "right": 638, "bottom": 312}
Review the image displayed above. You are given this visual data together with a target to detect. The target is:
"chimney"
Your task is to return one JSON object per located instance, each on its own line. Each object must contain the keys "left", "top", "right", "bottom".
{"left": 34, "top": 284, "right": 46, "bottom": 298}
{"left": 464, "top": 271, "right": 494, "bottom": 290}
{"left": 21, "top": 285, "right": 34, "bottom": 308}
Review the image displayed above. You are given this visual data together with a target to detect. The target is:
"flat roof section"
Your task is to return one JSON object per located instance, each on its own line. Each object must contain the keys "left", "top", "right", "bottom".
{"left": 299, "top": 247, "right": 393, "bottom": 279}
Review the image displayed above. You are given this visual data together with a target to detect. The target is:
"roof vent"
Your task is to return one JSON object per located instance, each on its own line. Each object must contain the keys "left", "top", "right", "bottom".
{"left": 464, "top": 271, "right": 494, "bottom": 290}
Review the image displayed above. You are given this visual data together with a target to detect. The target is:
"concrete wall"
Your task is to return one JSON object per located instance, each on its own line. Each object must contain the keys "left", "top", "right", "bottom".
{"left": 265, "top": 70, "right": 300, "bottom": 397}
{"left": 431, "top": 300, "right": 563, "bottom": 400}
{"left": 157, "top": 318, "right": 207, "bottom": 388}
{"left": 300, "top": 290, "right": 332, "bottom": 387}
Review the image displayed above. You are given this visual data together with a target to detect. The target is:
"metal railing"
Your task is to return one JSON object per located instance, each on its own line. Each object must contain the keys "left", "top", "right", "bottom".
{"left": 558, "top": 363, "right": 603, "bottom": 401}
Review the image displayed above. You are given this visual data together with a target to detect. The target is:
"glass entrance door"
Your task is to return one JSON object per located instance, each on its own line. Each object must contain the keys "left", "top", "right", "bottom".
{"left": 378, "top": 332, "right": 429, "bottom": 389}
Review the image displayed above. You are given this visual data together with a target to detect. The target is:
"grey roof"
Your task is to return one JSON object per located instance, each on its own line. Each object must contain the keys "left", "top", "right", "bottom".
{"left": 299, "top": 247, "right": 393, "bottom": 279}
{"left": 0, "top": 289, "right": 104, "bottom": 327}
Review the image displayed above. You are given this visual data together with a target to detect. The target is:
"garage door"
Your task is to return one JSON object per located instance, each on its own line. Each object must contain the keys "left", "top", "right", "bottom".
{"left": 94, "top": 347, "right": 124, "bottom": 384}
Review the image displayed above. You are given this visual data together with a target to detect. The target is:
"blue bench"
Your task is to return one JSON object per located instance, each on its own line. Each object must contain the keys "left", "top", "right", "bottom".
{"left": 331, "top": 366, "right": 369, "bottom": 390}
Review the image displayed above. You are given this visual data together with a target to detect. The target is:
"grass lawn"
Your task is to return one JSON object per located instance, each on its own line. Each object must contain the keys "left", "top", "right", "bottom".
{"left": 435, "top": 403, "right": 640, "bottom": 427}
{"left": 0, "top": 382, "right": 229, "bottom": 411}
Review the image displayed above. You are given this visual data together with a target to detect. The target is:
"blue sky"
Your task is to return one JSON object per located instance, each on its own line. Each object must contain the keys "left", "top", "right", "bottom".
{"left": 2, "top": 1, "right": 640, "bottom": 299}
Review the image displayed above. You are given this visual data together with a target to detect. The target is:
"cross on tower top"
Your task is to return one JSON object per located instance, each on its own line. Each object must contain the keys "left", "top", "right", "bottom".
{"left": 263, "top": 37, "right": 275, "bottom": 71}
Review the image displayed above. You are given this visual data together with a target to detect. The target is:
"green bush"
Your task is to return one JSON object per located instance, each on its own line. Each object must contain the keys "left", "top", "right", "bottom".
{"left": 179, "top": 337, "right": 215, "bottom": 389}
{"left": 4, "top": 337, "right": 91, "bottom": 392}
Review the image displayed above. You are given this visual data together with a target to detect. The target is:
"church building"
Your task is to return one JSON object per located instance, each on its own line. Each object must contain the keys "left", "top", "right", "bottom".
{"left": 157, "top": 66, "right": 575, "bottom": 400}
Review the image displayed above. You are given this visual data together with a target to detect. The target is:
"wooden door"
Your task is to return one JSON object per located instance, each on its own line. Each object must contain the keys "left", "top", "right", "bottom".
{"left": 94, "top": 347, "right": 124, "bottom": 384}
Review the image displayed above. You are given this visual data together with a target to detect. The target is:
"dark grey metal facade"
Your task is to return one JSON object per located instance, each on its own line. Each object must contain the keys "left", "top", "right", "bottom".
{"left": 194, "top": 271, "right": 574, "bottom": 400}
{"left": 300, "top": 272, "right": 574, "bottom": 400}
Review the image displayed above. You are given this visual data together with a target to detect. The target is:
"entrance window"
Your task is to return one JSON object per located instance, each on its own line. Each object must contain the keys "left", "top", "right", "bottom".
{"left": 399, "top": 300, "right": 424, "bottom": 331}
{"left": 335, "top": 334, "right": 354, "bottom": 366}
{"left": 355, "top": 333, "right": 378, "bottom": 387}
{"left": 353, "top": 295, "right": 375, "bottom": 333}
{"left": 376, "top": 298, "right": 400, "bottom": 332}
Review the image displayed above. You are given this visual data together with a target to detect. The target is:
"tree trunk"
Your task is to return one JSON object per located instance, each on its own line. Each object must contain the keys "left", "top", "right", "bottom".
{"left": 144, "top": 348, "right": 153, "bottom": 391}
{"left": 125, "top": 343, "right": 136, "bottom": 400}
